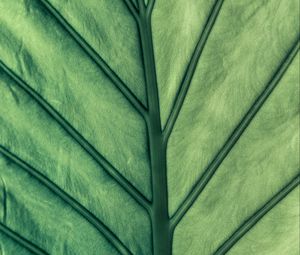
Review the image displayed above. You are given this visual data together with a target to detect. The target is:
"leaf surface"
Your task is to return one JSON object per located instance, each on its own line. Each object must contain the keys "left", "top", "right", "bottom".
{"left": 0, "top": 0, "right": 299, "bottom": 254}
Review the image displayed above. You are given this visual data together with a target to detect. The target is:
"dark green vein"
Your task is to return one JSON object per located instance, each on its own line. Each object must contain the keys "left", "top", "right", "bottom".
{"left": 163, "top": 0, "right": 224, "bottom": 143}
{"left": 0, "top": 146, "right": 132, "bottom": 255}
{"left": 170, "top": 39, "right": 300, "bottom": 230}
{"left": 137, "top": 0, "right": 146, "bottom": 16}
{"left": 0, "top": 222, "right": 48, "bottom": 255}
{"left": 38, "top": 0, "right": 147, "bottom": 118}
{"left": 146, "top": 0, "right": 155, "bottom": 17}
{"left": 137, "top": 2, "right": 172, "bottom": 254}
{"left": 214, "top": 174, "right": 300, "bottom": 255}
{"left": 131, "top": 0, "right": 138, "bottom": 8}
{"left": 0, "top": 61, "right": 151, "bottom": 213}
{"left": 123, "top": 0, "right": 139, "bottom": 21}
{"left": 0, "top": 177, "right": 7, "bottom": 223}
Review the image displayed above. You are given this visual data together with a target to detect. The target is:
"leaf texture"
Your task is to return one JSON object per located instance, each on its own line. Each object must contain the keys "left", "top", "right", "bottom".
{"left": 0, "top": 0, "right": 299, "bottom": 254}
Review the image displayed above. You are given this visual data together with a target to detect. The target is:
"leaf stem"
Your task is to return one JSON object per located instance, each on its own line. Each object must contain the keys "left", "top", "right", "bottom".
{"left": 137, "top": 3, "right": 172, "bottom": 255}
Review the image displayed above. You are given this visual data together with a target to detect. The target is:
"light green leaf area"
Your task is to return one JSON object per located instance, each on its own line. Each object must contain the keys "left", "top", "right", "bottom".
{"left": 173, "top": 52, "right": 299, "bottom": 255}
{"left": 167, "top": 0, "right": 299, "bottom": 215}
{"left": 229, "top": 187, "right": 300, "bottom": 255}
{"left": 152, "top": 0, "right": 216, "bottom": 126}
{"left": 0, "top": 232, "right": 32, "bottom": 255}
{"left": 0, "top": 0, "right": 299, "bottom": 255}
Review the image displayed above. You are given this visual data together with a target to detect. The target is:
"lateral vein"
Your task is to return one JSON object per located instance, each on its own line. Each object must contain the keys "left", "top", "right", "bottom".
{"left": 146, "top": 0, "right": 155, "bottom": 16}
{"left": 0, "top": 61, "right": 151, "bottom": 212}
{"left": 0, "top": 176, "right": 7, "bottom": 223}
{"left": 0, "top": 222, "right": 48, "bottom": 255}
{"left": 163, "top": 0, "right": 224, "bottom": 143}
{"left": 214, "top": 174, "right": 300, "bottom": 255}
{"left": 170, "top": 39, "right": 300, "bottom": 230}
{"left": 38, "top": 0, "right": 147, "bottom": 118}
{"left": 123, "top": 0, "right": 139, "bottom": 21}
{"left": 0, "top": 146, "right": 132, "bottom": 255}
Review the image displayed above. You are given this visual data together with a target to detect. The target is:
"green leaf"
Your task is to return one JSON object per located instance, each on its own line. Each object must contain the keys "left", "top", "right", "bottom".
{"left": 0, "top": 0, "right": 299, "bottom": 254}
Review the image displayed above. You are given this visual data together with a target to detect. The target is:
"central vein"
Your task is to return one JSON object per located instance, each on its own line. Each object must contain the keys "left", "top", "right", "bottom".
{"left": 137, "top": 2, "right": 172, "bottom": 255}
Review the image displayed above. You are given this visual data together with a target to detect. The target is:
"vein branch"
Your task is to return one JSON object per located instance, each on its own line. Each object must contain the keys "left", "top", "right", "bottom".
{"left": 137, "top": 0, "right": 145, "bottom": 8}
{"left": 0, "top": 176, "right": 7, "bottom": 223}
{"left": 0, "top": 222, "right": 48, "bottom": 255}
{"left": 146, "top": 0, "right": 155, "bottom": 16}
{"left": 123, "top": 0, "right": 139, "bottom": 21}
{"left": 170, "top": 40, "right": 300, "bottom": 230}
{"left": 163, "top": 0, "right": 224, "bottom": 144}
{"left": 0, "top": 61, "right": 151, "bottom": 213}
{"left": 214, "top": 174, "right": 300, "bottom": 255}
{"left": 39, "top": 0, "right": 147, "bottom": 118}
{"left": 0, "top": 146, "right": 132, "bottom": 255}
